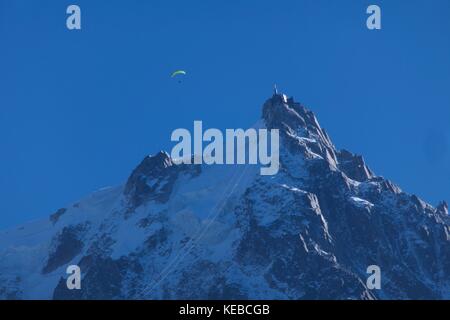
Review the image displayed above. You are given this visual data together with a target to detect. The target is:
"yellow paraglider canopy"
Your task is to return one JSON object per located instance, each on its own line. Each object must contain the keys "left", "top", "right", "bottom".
{"left": 171, "top": 70, "right": 187, "bottom": 78}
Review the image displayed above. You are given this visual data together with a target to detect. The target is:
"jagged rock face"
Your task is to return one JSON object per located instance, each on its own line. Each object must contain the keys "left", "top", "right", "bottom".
{"left": 42, "top": 224, "right": 87, "bottom": 274}
{"left": 437, "top": 201, "right": 449, "bottom": 216}
{"left": 49, "top": 208, "right": 67, "bottom": 225}
{"left": 0, "top": 92, "right": 448, "bottom": 300}
{"left": 124, "top": 151, "right": 201, "bottom": 209}
{"left": 337, "top": 150, "right": 374, "bottom": 182}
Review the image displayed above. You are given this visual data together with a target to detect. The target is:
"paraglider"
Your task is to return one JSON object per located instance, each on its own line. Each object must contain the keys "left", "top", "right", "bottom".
{"left": 171, "top": 70, "right": 187, "bottom": 83}
{"left": 171, "top": 70, "right": 186, "bottom": 77}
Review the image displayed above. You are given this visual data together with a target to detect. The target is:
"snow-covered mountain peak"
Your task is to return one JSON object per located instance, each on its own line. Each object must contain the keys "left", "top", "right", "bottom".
{"left": 0, "top": 91, "right": 448, "bottom": 300}
{"left": 262, "top": 92, "right": 375, "bottom": 183}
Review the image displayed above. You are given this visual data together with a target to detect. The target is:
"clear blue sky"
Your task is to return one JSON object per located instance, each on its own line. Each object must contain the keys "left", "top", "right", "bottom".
{"left": 1, "top": 0, "right": 449, "bottom": 229}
